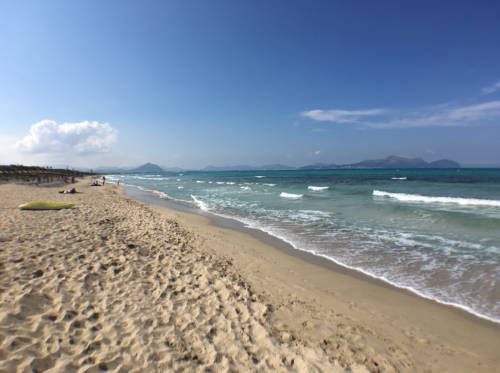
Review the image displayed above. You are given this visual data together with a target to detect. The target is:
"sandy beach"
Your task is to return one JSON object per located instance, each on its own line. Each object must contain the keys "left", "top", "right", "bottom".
{"left": 1, "top": 179, "right": 499, "bottom": 372}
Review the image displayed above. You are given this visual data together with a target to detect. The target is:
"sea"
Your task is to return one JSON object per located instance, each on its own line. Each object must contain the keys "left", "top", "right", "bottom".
{"left": 107, "top": 168, "right": 500, "bottom": 323}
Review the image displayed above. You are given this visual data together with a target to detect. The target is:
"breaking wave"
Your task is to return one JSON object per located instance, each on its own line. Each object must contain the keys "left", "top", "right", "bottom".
{"left": 308, "top": 186, "right": 329, "bottom": 191}
{"left": 373, "top": 190, "right": 500, "bottom": 207}
{"left": 280, "top": 192, "right": 303, "bottom": 199}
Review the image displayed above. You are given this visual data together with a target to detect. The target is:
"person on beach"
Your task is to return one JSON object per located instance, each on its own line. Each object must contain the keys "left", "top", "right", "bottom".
{"left": 59, "top": 188, "right": 77, "bottom": 194}
{"left": 102, "top": 176, "right": 106, "bottom": 185}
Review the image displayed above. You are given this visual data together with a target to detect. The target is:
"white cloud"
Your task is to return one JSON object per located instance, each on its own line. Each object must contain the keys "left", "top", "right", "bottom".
{"left": 448, "top": 101, "right": 500, "bottom": 121}
{"left": 482, "top": 81, "right": 500, "bottom": 95}
{"left": 314, "top": 150, "right": 321, "bottom": 155}
{"left": 15, "top": 120, "right": 117, "bottom": 154}
{"left": 302, "top": 101, "right": 500, "bottom": 129}
{"left": 301, "top": 108, "right": 386, "bottom": 123}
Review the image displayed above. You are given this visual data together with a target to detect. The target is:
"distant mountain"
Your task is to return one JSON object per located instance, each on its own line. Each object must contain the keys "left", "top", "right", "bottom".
{"left": 258, "top": 164, "right": 295, "bottom": 170}
{"left": 350, "top": 155, "right": 429, "bottom": 168}
{"left": 96, "top": 163, "right": 164, "bottom": 174}
{"left": 128, "top": 163, "right": 164, "bottom": 173}
{"left": 300, "top": 156, "right": 461, "bottom": 170}
{"left": 203, "top": 164, "right": 295, "bottom": 171}
{"left": 299, "top": 163, "right": 337, "bottom": 170}
{"left": 428, "top": 159, "right": 461, "bottom": 168}
{"left": 95, "top": 166, "right": 128, "bottom": 173}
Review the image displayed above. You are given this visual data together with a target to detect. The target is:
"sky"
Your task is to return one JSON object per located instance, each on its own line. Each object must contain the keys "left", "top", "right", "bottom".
{"left": 1, "top": 0, "right": 500, "bottom": 169}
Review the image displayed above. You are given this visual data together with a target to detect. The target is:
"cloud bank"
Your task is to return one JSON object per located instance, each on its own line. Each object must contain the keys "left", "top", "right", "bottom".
{"left": 482, "top": 81, "right": 500, "bottom": 95}
{"left": 301, "top": 109, "right": 386, "bottom": 124}
{"left": 15, "top": 120, "right": 117, "bottom": 154}
{"left": 302, "top": 100, "right": 500, "bottom": 129}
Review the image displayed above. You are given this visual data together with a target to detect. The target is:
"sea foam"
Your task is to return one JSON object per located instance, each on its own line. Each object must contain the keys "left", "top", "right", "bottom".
{"left": 373, "top": 190, "right": 500, "bottom": 207}
{"left": 191, "top": 195, "right": 209, "bottom": 211}
{"left": 308, "top": 186, "right": 329, "bottom": 191}
{"left": 280, "top": 192, "right": 304, "bottom": 199}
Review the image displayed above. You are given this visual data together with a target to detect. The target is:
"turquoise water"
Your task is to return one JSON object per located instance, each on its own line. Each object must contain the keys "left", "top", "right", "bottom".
{"left": 108, "top": 169, "right": 500, "bottom": 322}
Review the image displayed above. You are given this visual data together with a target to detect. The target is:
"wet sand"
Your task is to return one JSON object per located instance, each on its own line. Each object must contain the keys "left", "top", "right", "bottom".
{"left": 0, "top": 179, "right": 499, "bottom": 372}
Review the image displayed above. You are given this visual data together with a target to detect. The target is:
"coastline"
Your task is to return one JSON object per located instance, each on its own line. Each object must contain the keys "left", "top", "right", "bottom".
{"left": 123, "top": 183, "right": 500, "bottom": 371}
{"left": 0, "top": 179, "right": 499, "bottom": 372}
{"left": 125, "top": 183, "right": 500, "bottom": 325}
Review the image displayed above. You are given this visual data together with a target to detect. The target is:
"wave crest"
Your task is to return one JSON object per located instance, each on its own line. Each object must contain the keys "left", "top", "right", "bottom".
{"left": 373, "top": 190, "right": 500, "bottom": 207}
{"left": 191, "top": 195, "right": 209, "bottom": 211}
{"left": 308, "top": 186, "right": 329, "bottom": 191}
{"left": 280, "top": 192, "right": 303, "bottom": 199}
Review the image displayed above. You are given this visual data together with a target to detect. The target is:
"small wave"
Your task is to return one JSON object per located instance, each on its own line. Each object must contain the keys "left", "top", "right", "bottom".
{"left": 291, "top": 209, "right": 332, "bottom": 222}
{"left": 178, "top": 186, "right": 184, "bottom": 189}
{"left": 241, "top": 186, "right": 251, "bottom": 191}
{"left": 391, "top": 177, "right": 407, "bottom": 180}
{"left": 308, "top": 186, "right": 329, "bottom": 191}
{"left": 373, "top": 190, "right": 500, "bottom": 207}
{"left": 134, "top": 185, "right": 171, "bottom": 199}
{"left": 131, "top": 175, "right": 168, "bottom": 181}
{"left": 191, "top": 195, "right": 209, "bottom": 211}
{"left": 255, "top": 175, "right": 265, "bottom": 178}
{"left": 196, "top": 180, "right": 205, "bottom": 183}
{"left": 152, "top": 190, "right": 170, "bottom": 199}
{"left": 216, "top": 181, "right": 225, "bottom": 184}
{"left": 226, "top": 182, "right": 235, "bottom": 185}
{"left": 127, "top": 184, "right": 194, "bottom": 206}
{"left": 264, "top": 183, "right": 276, "bottom": 187}
{"left": 280, "top": 192, "right": 303, "bottom": 199}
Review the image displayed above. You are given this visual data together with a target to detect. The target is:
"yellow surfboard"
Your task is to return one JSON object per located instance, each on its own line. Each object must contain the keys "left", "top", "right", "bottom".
{"left": 19, "top": 201, "right": 75, "bottom": 210}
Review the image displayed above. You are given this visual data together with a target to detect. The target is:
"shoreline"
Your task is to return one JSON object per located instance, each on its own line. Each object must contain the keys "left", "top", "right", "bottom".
{"left": 124, "top": 183, "right": 500, "bottom": 327}
{"left": 1, "top": 179, "right": 499, "bottom": 372}
{"left": 123, "top": 183, "right": 500, "bottom": 371}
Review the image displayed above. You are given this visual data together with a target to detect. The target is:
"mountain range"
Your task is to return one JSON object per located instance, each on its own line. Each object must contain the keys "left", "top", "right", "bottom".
{"left": 299, "top": 156, "right": 460, "bottom": 170}
{"left": 95, "top": 163, "right": 181, "bottom": 174}
{"left": 95, "top": 156, "right": 461, "bottom": 173}
{"left": 203, "top": 164, "right": 295, "bottom": 171}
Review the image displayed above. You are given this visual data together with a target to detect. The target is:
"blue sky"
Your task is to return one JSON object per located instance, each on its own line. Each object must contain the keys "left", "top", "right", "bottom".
{"left": 1, "top": 1, "right": 499, "bottom": 168}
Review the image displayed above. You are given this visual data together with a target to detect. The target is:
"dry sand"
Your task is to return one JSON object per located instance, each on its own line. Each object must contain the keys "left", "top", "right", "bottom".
{"left": 0, "top": 179, "right": 499, "bottom": 372}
